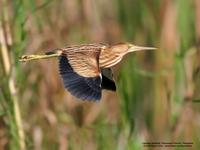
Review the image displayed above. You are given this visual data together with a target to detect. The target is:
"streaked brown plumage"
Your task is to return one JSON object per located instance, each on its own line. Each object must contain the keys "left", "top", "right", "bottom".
{"left": 60, "top": 44, "right": 103, "bottom": 78}
{"left": 19, "top": 43, "right": 156, "bottom": 101}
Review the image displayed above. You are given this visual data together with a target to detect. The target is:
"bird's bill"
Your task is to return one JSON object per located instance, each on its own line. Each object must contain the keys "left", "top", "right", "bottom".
{"left": 128, "top": 44, "right": 157, "bottom": 52}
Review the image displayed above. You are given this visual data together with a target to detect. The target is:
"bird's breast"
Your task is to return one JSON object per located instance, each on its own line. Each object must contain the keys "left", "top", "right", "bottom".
{"left": 99, "top": 50, "right": 122, "bottom": 68}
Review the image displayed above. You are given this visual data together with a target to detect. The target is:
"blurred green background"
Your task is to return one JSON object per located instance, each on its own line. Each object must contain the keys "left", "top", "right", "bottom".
{"left": 1, "top": 0, "right": 200, "bottom": 149}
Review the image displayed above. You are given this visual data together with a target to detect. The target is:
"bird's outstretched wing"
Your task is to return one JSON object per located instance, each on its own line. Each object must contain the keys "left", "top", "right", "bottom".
{"left": 59, "top": 56, "right": 101, "bottom": 100}
{"left": 59, "top": 48, "right": 102, "bottom": 101}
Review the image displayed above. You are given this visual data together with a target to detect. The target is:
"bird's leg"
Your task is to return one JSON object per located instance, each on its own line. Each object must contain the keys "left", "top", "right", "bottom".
{"left": 19, "top": 53, "right": 61, "bottom": 62}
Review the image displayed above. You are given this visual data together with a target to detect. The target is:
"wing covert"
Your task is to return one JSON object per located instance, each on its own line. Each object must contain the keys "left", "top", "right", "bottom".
{"left": 64, "top": 45, "right": 102, "bottom": 78}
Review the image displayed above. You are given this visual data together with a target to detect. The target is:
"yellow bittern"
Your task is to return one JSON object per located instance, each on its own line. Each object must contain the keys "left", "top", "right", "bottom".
{"left": 19, "top": 43, "right": 155, "bottom": 101}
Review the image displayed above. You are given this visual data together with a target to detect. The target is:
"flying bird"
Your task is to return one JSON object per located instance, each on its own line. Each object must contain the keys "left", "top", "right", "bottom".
{"left": 19, "top": 43, "right": 155, "bottom": 101}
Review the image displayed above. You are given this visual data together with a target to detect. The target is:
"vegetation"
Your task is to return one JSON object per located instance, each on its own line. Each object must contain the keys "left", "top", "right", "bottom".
{"left": 0, "top": 0, "right": 200, "bottom": 149}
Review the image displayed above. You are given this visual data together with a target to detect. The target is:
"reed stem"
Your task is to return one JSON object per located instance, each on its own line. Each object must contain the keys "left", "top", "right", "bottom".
{"left": 0, "top": 8, "right": 25, "bottom": 150}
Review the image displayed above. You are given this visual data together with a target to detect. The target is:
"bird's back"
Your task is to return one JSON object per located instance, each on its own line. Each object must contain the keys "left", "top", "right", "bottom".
{"left": 61, "top": 43, "right": 105, "bottom": 54}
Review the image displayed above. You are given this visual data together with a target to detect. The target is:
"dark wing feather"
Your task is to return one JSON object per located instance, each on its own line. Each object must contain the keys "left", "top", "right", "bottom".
{"left": 101, "top": 68, "right": 116, "bottom": 91}
{"left": 59, "top": 56, "right": 101, "bottom": 101}
{"left": 101, "top": 75, "right": 116, "bottom": 91}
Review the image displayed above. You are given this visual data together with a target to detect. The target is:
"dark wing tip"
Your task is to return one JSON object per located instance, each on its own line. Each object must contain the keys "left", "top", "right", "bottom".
{"left": 101, "top": 68, "right": 116, "bottom": 91}
{"left": 101, "top": 74, "right": 116, "bottom": 91}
